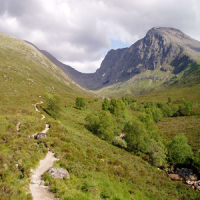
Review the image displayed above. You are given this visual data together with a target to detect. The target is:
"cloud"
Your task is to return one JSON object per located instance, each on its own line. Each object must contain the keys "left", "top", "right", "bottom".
{"left": 0, "top": 0, "right": 200, "bottom": 72}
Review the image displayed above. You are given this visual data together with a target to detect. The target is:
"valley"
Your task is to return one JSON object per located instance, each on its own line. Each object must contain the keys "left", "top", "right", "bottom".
{"left": 0, "top": 28, "right": 200, "bottom": 200}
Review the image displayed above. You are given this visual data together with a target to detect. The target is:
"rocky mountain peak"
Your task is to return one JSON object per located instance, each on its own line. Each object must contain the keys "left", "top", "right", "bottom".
{"left": 37, "top": 27, "right": 200, "bottom": 90}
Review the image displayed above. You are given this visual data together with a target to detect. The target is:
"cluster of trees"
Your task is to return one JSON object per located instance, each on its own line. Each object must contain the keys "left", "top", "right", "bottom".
{"left": 129, "top": 97, "right": 200, "bottom": 123}
{"left": 85, "top": 96, "right": 200, "bottom": 168}
{"left": 124, "top": 113, "right": 166, "bottom": 166}
{"left": 86, "top": 97, "right": 167, "bottom": 166}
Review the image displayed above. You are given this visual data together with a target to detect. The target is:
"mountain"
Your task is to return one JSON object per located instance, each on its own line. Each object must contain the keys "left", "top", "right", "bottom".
{"left": 39, "top": 27, "right": 200, "bottom": 94}
{"left": 1, "top": 31, "right": 200, "bottom": 200}
{"left": 40, "top": 50, "right": 95, "bottom": 89}
{"left": 0, "top": 32, "right": 91, "bottom": 111}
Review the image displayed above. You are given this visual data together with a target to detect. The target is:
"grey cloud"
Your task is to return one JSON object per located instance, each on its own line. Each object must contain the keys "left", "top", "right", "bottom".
{"left": 0, "top": 0, "right": 199, "bottom": 73}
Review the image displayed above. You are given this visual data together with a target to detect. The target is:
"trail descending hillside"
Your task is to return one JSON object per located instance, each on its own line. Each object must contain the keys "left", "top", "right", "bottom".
{"left": 29, "top": 103, "right": 59, "bottom": 200}
{"left": 30, "top": 152, "right": 59, "bottom": 200}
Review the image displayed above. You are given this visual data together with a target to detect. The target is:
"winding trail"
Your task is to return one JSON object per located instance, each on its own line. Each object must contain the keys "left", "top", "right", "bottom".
{"left": 29, "top": 152, "right": 59, "bottom": 200}
{"left": 29, "top": 102, "right": 59, "bottom": 200}
{"left": 16, "top": 121, "right": 21, "bottom": 132}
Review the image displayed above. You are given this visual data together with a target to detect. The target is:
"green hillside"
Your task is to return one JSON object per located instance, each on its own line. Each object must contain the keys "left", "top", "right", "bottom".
{"left": 1, "top": 32, "right": 200, "bottom": 200}
{"left": 96, "top": 62, "right": 200, "bottom": 98}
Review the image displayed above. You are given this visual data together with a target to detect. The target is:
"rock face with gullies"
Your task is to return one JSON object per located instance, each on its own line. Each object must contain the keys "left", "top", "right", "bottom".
{"left": 38, "top": 27, "right": 200, "bottom": 90}
{"left": 48, "top": 167, "right": 70, "bottom": 179}
{"left": 91, "top": 27, "right": 199, "bottom": 89}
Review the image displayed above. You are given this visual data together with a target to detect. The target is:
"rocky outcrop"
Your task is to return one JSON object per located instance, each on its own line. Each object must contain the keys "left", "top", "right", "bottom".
{"left": 167, "top": 168, "right": 200, "bottom": 190}
{"left": 26, "top": 27, "right": 200, "bottom": 91}
{"left": 168, "top": 173, "right": 184, "bottom": 181}
{"left": 47, "top": 167, "right": 70, "bottom": 180}
{"left": 38, "top": 27, "right": 200, "bottom": 90}
{"left": 37, "top": 132, "right": 47, "bottom": 139}
{"left": 175, "top": 168, "right": 198, "bottom": 181}
{"left": 186, "top": 180, "right": 200, "bottom": 191}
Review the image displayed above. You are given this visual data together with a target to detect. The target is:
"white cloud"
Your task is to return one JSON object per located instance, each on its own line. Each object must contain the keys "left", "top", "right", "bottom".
{"left": 65, "top": 57, "right": 104, "bottom": 73}
{"left": 0, "top": 0, "right": 200, "bottom": 73}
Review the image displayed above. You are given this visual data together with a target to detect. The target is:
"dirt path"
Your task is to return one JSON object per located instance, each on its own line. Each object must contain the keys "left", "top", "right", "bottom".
{"left": 29, "top": 102, "right": 59, "bottom": 200}
{"left": 16, "top": 121, "right": 21, "bottom": 132}
{"left": 30, "top": 151, "right": 59, "bottom": 200}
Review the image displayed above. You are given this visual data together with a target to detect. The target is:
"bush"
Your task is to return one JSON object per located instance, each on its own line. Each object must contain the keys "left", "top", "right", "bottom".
{"left": 109, "top": 99, "right": 128, "bottom": 120}
{"left": 75, "top": 97, "right": 86, "bottom": 110}
{"left": 193, "top": 149, "right": 200, "bottom": 172}
{"left": 102, "top": 98, "right": 110, "bottom": 110}
{"left": 113, "top": 136, "right": 127, "bottom": 148}
{"left": 168, "top": 97, "right": 172, "bottom": 103}
{"left": 44, "top": 93, "right": 61, "bottom": 119}
{"left": 85, "top": 111, "right": 114, "bottom": 142}
{"left": 167, "top": 134, "right": 193, "bottom": 165}
{"left": 147, "top": 139, "right": 167, "bottom": 166}
{"left": 124, "top": 118, "right": 149, "bottom": 152}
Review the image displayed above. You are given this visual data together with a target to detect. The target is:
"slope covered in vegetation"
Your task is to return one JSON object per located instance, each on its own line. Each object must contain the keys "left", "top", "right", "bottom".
{"left": 1, "top": 32, "right": 200, "bottom": 200}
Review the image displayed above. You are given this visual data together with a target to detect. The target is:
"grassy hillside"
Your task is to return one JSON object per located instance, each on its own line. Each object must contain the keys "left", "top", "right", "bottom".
{"left": 0, "top": 32, "right": 92, "bottom": 199}
{"left": 96, "top": 62, "right": 200, "bottom": 98}
{"left": 129, "top": 86, "right": 200, "bottom": 152}
{"left": 1, "top": 32, "right": 200, "bottom": 200}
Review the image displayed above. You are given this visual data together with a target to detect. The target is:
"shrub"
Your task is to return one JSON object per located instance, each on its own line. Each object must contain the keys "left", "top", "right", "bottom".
{"left": 124, "top": 118, "right": 149, "bottom": 152}
{"left": 102, "top": 98, "right": 110, "bottom": 110}
{"left": 44, "top": 93, "right": 61, "bottom": 119}
{"left": 193, "top": 149, "right": 200, "bottom": 172}
{"left": 85, "top": 113, "right": 99, "bottom": 134}
{"left": 75, "top": 97, "right": 86, "bottom": 110}
{"left": 167, "top": 134, "right": 193, "bottom": 165}
{"left": 147, "top": 139, "right": 167, "bottom": 166}
{"left": 168, "top": 97, "right": 172, "bottom": 103}
{"left": 85, "top": 111, "right": 114, "bottom": 142}
{"left": 109, "top": 99, "right": 128, "bottom": 121}
{"left": 98, "top": 111, "right": 114, "bottom": 142}
{"left": 113, "top": 136, "right": 127, "bottom": 148}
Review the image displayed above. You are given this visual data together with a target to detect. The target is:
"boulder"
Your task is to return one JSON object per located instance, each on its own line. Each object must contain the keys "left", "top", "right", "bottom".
{"left": 197, "top": 185, "right": 200, "bottom": 191}
{"left": 47, "top": 167, "right": 70, "bottom": 180}
{"left": 168, "top": 173, "right": 184, "bottom": 181}
{"left": 37, "top": 132, "right": 47, "bottom": 139}
{"left": 176, "top": 168, "right": 198, "bottom": 181}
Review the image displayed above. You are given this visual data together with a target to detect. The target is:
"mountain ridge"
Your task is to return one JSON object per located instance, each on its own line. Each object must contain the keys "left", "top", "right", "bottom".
{"left": 33, "top": 27, "right": 200, "bottom": 93}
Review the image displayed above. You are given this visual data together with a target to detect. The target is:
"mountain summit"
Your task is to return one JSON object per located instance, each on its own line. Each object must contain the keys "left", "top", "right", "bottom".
{"left": 39, "top": 27, "right": 200, "bottom": 92}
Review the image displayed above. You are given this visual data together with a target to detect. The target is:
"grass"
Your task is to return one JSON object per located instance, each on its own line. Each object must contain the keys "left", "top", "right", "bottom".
{"left": 97, "top": 62, "right": 200, "bottom": 99}
{"left": 157, "top": 116, "right": 200, "bottom": 152}
{"left": 36, "top": 102, "right": 200, "bottom": 200}
{"left": 1, "top": 31, "right": 200, "bottom": 199}
{"left": 134, "top": 84, "right": 200, "bottom": 103}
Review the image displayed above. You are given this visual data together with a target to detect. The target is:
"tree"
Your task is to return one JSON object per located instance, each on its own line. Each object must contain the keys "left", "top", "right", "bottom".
{"left": 102, "top": 97, "right": 110, "bottom": 110}
{"left": 109, "top": 98, "right": 128, "bottom": 120}
{"left": 124, "top": 118, "right": 149, "bottom": 152}
{"left": 193, "top": 149, "right": 200, "bottom": 171}
{"left": 75, "top": 97, "right": 86, "bottom": 110}
{"left": 147, "top": 139, "right": 167, "bottom": 166}
{"left": 167, "top": 134, "right": 193, "bottom": 165}
{"left": 145, "top": 106, "right": 163, "bottom": 123}
{"left": 168, "top": 97, "right": 172, "bottom": 104}
{"left": 85, "top": 113, "right": 99, "bottom": 134}
{"left": 85, "top": 111, "right": 114, "bottom": 142}
{"left": 44, "top": 93, "right": 61, "bottom": 119}
{"left": 97, "top": 111, "right": 114, "bottom": 142}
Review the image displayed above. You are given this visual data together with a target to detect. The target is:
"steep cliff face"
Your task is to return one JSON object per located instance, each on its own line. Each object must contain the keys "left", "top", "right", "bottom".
{"left": 92, "top": 27, "right": 200, "bottom": 90}
{"left": 38, "top": 27, "right": 200, "bottom": 90}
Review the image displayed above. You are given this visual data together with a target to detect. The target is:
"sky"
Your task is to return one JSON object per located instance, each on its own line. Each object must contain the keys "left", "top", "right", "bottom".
{"left": 0, "top": 0, "right": 200, "bottom": 73}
